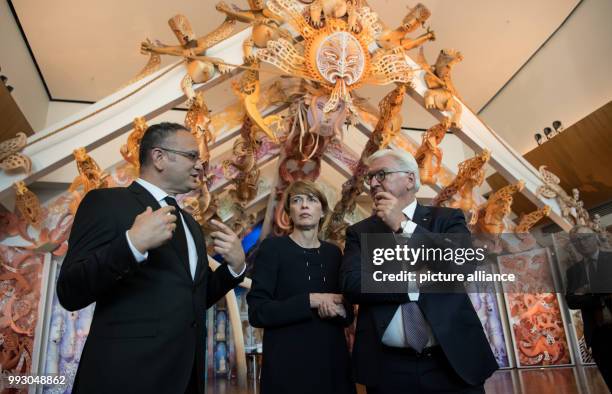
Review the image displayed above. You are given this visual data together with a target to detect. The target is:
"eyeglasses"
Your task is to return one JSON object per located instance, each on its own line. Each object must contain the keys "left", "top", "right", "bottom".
{"left": 154, "top": 147, "right": 200, "bottom": 163}
{"left": 364, "top": 170, "right": 410, "bottom": 184}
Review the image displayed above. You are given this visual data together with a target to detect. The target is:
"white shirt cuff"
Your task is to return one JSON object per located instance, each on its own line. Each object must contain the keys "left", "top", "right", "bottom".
{"left": 228, "top": 264, "right": 246, "bottom": 278}
{"left": 125, "top": 231, "right": 148, "bottom": 263}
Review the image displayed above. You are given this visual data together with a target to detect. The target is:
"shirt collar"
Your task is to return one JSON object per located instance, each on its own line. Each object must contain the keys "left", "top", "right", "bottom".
{"left": 135, "top": 178, "right": 169, "bottom": 203}
{"left": 402, "top": 199, "right": 418, "bottom": 220}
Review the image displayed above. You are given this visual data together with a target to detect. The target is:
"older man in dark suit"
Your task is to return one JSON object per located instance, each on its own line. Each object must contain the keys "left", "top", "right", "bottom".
{"left": 565, "top": 225, "right": 612, "bottom": 390}
{"left": 341, "top": 148, "right": 497, "bottom": 394}
{"left": 57, "top": 122, "right": 246, "bottom": 394}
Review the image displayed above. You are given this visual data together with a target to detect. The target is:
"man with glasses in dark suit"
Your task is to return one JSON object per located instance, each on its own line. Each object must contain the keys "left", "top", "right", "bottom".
{"left": 58, "top": 122, "right": 246, "bottom": 394}
{"left": 566, "top": 225, "right": 612, "bottom": 390}
{"left": 341, "top": 148, "right": 497, "bottom": 394}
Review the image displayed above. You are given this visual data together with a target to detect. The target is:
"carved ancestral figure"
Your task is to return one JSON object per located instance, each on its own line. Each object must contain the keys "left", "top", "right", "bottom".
{"left": 69, "top": 148, "right": 109, "bottom": 196}
{"left": 231, "top": 61, "right": 282, "bottom": 143}
{"left": 13, "top": 181, "right": 43, "bottom": 229}
{"left": 185, "top": 92, "right": 214, "bottom": 165}
{"left": 307, "top": 0, "right": 352, "bottom": 30}
{"left": 416, "top": 48, "right": 464, "bottom": 127}
{"left": 215, "top": 0, "right": 291, "bottom": 61}
{"left": 515, "top": 206, "right": 551, "bottom": 234}
{"left": 120, "top": 117, "right": 148, "bottom": 171}
{"left": 414, "top": 122, "right": 448, "bottom": 185}
{"left": 68, "top": 148, "right": 109, "bottom": 214}
{"left": 536, "top": 165, "right": 590, "bottom": 226}
{"left": 474, "top": 181, "right": 525, "bottom": 235}
{"left": 376, "top": 3, "right": 435, "bottom": 51}
{"left": 502, "top": 206, "right": 551, "bottom": 253}
{"left": 432, "top": 149, "right": 490, "bottom": 214}
{"left": 141, "top": 14, "right": 236, "bottom": 101}
{"left": 222, "top": 117, "right": 262, "bottom": 207}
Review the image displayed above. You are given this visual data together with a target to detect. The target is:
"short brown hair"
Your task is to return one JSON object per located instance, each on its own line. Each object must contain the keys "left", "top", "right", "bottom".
{"left": 282, "top": 180, "right": 330, "bottom": 227}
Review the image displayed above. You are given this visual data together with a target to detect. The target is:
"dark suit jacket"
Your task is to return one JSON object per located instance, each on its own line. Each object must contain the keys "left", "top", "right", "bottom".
{"left": 565, "top": 250, "right": 612, "bottom": 347}
{"left": 57, "top": 182, "right": 244, "bottom": 394}
{"left": 341, "top": 203, "right": 498, "bottom": 387}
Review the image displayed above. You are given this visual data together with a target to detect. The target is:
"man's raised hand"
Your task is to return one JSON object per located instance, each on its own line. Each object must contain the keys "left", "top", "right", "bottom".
{"left": 373, "top": 191, "right": 405, "bottom": 232}
{"left": 210, "top": 219, "right": 246, "bottom": 271}
{"left": 128, "top": 206, "right": 177, "bottom": 254}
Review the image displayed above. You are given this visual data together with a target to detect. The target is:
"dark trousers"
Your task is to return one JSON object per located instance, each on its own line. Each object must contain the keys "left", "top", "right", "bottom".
{"left": 185, "top": 361, "right": 200, "bottom": 394}
{"left": 592, "top": 326, "right": 612, "bottom": 391}
{"left": 366, "top": 346, "right": 484, "bottom": 394}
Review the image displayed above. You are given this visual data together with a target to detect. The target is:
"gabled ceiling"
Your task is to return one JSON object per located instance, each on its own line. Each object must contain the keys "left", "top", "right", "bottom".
{"left": 5, "top": 0, "right": 582, "bottom": 224}
{"left": 10, "top": 0, "right": 580, "bottom": 129}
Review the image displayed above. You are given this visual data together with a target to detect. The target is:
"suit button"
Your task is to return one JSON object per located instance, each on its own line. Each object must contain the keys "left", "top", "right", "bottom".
{"left": 192, "top": 286, "right": 196, "bottom": 294}
{"left": 191, "top": 321, "right": 197, "bottom": 328}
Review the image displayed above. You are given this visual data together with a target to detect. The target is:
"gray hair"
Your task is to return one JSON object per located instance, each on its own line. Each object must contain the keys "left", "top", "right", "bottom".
{"left": 365, "top": 148, "right": 421, "bottom": 191}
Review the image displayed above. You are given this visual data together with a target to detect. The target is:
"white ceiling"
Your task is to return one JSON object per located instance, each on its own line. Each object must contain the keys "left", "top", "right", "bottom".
{"left": 11, "top": 0, "right": 579, "bottom": 130}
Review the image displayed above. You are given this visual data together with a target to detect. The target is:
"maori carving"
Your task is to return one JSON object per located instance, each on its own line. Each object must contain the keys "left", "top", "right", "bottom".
{"left": 68, "top": 148, "right": 110, "bottom": 214}
{"left": 0, "top": 132, "right": 31, "bottom": 174}
{"left": 215, "top": 0, "right": 291, "bottom": 62}
{"left": 0, "top": 248, "right": 43, "bottom": 381}
{"left": 258, "top": 0, "right": 413, "bottom": 115}
{"left": 515, "top": 206, "right": 551, "bottom": 234}
{"left": 376, "top": 3, "right": 435, "bottom": 51}
{"left": 502, "top": 206, "right": 551, "bottom": 253}
{"left": 414, "top": 122, "right": 448, "bottom": 186}
{"left": 123, "top": 51, "right": 161, "bottom": 87}
{"left": 222, "top": 117, "right": 262, "bottom": 208}
{"left": 13, "top": 182, "right": 43, "bottom": 230}
{"left": 432, "top": 149, "right": 490, "bottom": 215}
{"left": 181, "top": 92, "right": 217, "bottom": 229}
{"left": 416, "top": 47, "right": 463, "bottom": 127}
{"left": 472, "top": 181, "right": 524, "bottom": 254}
{"left": 120, "top": 117, "right": 148, "bottom": 172}
{"left": 474, "top": 181, "right": 524, "bottom": 235}
{"left": 231, "top": 61, "right": 283, "bottom": 144}
{"left": 141, "top": 14, "right": 236, "bottom": 101}
{"left": 185, "top": 92, "right": 214, "bottom": 165}
{"left": 323, "top": 85, "right": 406, "bottom": 245}
{"left": 536, "top": 165, "right": 590, "bottom": 226}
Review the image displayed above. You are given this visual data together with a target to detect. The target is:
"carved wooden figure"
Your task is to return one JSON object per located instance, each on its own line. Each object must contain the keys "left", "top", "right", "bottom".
{"left": 414, "top": 122, "right": 448, "bottom": 185}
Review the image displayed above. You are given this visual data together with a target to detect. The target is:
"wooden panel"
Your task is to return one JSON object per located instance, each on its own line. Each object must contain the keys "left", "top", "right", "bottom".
{"left": 0, "top": 83, "right": 33, "bottom": 141}
{"left": 488, "top": 101, "right": 612, "bottom": 217}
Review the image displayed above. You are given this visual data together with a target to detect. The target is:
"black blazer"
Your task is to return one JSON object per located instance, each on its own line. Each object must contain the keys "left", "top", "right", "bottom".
{"left": 565, "top": 250, "right": 612, "bottom": 347}
{"left": 341, "top": 203, "right": 498, "bottom": 387}
{"left": 57, "top": 182, "right": 244, "bottom": 394}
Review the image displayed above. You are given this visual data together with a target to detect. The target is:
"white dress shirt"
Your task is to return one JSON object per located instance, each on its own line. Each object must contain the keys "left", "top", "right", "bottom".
{"left": 125, "top": 178, "right": 245, "bottom": 280}
{"left": 381, "top": 200, "right": 437, "bottom": 348}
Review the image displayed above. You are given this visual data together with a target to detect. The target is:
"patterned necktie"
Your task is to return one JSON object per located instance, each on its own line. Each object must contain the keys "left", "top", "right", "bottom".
{"left": 401, "top": 301, "right": 429, "bottom": 352}
{"left": 164, "top": 196, "right": 189, "bottom": 264}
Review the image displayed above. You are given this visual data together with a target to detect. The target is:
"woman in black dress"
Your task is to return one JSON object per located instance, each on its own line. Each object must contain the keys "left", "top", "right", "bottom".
{"left": 247, "top": 180, "right": 356, "bottom": 394}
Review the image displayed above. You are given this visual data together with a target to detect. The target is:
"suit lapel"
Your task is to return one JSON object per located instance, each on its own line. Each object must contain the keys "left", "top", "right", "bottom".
{"left": 128, "top": 181, "right": 162, "bottom": 211}
{"left": 128, "top": 182, "right": 193, "bottom": 280}
{"left": 412, "top": 203, "right": 433, "bottom": 232}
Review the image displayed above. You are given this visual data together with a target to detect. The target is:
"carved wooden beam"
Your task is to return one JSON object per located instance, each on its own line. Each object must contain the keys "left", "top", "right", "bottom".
{"left": 402, "top": 54, "right": 569, "bottom": 229}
